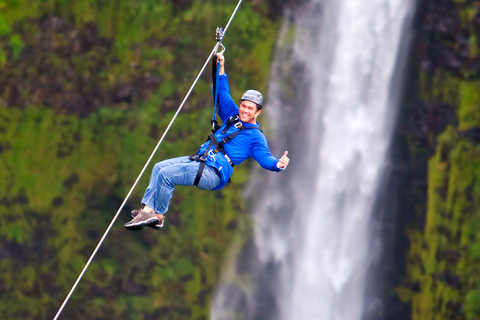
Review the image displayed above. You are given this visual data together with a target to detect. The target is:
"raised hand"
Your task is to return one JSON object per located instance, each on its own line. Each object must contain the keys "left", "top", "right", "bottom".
{"left": 277, "top": 151, "right": 289, "bottom": 170}
{"left": 217, "top": 54, "right": 225, "bottom": 75}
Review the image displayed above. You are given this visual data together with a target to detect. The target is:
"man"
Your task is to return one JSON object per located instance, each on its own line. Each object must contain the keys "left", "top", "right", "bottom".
{"left": 125, "top": 54, "right": 290, "bottom": 230}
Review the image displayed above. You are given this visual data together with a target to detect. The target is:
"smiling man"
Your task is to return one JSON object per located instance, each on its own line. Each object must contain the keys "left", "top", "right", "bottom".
{"left": 125, "top": 54, "right": 290, "bottom": 230}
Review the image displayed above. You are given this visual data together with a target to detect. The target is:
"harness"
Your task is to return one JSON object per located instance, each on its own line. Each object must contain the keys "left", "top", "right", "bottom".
{"left": 189, "top": 114, "right": 261, "bottom": 185}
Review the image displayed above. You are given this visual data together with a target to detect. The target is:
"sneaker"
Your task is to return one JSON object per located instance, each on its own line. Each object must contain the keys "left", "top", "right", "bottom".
{"left": 131, "top": 210, "right": 165, "bottom": 230}
{"left": 124, "top": 209, "right": 159, "bottom": 230}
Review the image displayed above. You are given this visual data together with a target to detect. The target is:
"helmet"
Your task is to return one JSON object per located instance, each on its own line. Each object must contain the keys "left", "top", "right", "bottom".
{"left": 241, "top": 89, "right": 263, "bottom": 106}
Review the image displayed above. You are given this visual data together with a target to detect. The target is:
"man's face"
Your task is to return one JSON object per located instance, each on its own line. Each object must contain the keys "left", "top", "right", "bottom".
{"left": 239, "top": 100, "right": 261, "bottom": 123}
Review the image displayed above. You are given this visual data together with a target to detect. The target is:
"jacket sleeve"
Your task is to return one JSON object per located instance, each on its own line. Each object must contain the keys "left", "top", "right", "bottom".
{"left": 249, "top": 132, "right": 282, "bottom": 172}
{"left": 213, "top": 73, "right": 239, "bottom": 122}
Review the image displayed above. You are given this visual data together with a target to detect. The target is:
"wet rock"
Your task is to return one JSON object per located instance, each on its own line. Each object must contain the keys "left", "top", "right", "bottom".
{"left": 143, "top": 307, "right": 191, "bottom": 320}
{"left": 460, "top": 126, "right": 480, "bottom": 143}
{"left": 56, "top": 141, "right": 74, "bottom": 158}
{"left": 421, "top": 59, "right": 434, "bottom": 72}
{"left": 149, "top": 124, "right": 159, "bottom": 140}
{"left": 473, "top": 11, "right": 480, "bottom": 37}
{"left": 439, "top": 272, "right": 462, "bottom": 289}
{"left": 62, "top": 173, "right": 79, "bottom": 188}
{"left": 410, "top": 281, "right": 421, "bottom": 293}
{"left": 88, "top": 285, "right": 115, "bottom": 298}
{"left": 437, "top": 225, "right": 452, "bottom": 239}
{"left": 0, "top": 142, "right": 11, "bottom": 154}
{"left": 172, "top": 0, "right": 193, "bottom": 11}
{"left": 41, "top": 16, "right": 70, "bottom": 33}
{"left": 438, "top": 46, "right": 463, "bottom": 71}
{"left": 121, "top": 276, "right": 148, "bottom": 295}
{"left": 51, "top": 197, "right": 63, "bottom": 207}
{"left": 197, "top": 287, "right": 212, "bottom": 306}
{"left": 436, "top": 249, "right": 462, "bottom": 263}
{"left": 180, "top": 274, "right": 194, "bottom": 282}
{"left": 446, "top": 301, "right": 462, "bottom": 314}
{"left": 226, "top": 219, "right": 238, "bottom": 231}
{"left": 113, "top": 84, "right": 134, "bottom": 104}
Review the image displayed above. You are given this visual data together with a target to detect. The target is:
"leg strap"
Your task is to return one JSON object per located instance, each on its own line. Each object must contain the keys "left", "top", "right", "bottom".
{"left": 194, "top": 161, "right": 206, "bottom": 186}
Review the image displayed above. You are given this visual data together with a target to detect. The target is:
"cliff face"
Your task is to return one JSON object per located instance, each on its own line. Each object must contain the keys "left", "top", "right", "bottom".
{"left": 0, "top": 1, "right": 282, "bottom": 319}
{"left": 397, "top": 0, "right": 480, "bottom": 319}
{"left": 4, "top": 1, "right": 480, "bottom": 319}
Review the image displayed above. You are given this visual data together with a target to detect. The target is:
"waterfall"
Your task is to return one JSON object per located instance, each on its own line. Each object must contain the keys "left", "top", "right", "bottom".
{"left": 211, "top": 0, "right": 415, "bottom": 319}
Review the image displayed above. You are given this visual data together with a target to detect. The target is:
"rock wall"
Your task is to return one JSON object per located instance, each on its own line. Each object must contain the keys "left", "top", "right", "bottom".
{"left": 397, "top": 1, "right": 480, "bottom": 319}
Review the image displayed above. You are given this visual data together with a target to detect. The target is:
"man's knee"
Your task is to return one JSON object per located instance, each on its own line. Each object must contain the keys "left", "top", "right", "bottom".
{"left": 158, "top": 169, "right": 173, "bottom": 186}
{"left": 154, "top": 160, "right": 170, "bottom": 174}
{"left": 154, "top": 162, "right": 163, "bottom": 173}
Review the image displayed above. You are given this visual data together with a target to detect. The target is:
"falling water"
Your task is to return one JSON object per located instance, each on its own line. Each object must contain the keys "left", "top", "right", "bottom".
{"left": 211, "top": 0, "right": 415, "bottom": 319}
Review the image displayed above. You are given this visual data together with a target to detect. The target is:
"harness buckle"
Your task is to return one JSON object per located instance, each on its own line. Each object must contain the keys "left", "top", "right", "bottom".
{"left": 190, "top": 154, "right": 207, "bottom": 162}
{"left": 234, "top": 121, "right": 243, "bottom": 129}
{"left": 224, "top": 154, "right": 234, "bottom": 166}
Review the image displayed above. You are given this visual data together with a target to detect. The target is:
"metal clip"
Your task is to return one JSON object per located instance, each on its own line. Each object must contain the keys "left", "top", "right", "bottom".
{"left": 234, "top": 121, "right": 243, "bottom": 129}
{"left": 216, "top": 27, "right": 224, "bottom": 41}
{"left": 216, "top": 43, "right": 226, "bottom": 56}
{"left": 215, "top": 27, "right": 225, "bottom": 55}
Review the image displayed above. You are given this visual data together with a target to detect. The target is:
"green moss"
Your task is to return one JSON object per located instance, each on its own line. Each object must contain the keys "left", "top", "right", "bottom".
{"left": 431, "top": 71, "right": 461, "bottom": 106}
{"left": 458, "top": 81, "right": 480, "bottom": 130}
{"left": 0, "top": 12, "right": 11, "bottom": 35}
{"left": 465, "top": 289, "right": 480, "bottom": 320}
{"left": 469, "top": 35, "right": 478, "bottom": 58}
{"left": 407, "top": 120, "right": 480, "bottom": 320}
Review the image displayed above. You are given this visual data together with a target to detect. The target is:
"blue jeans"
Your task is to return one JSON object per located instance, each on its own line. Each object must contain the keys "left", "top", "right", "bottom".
{"left": 141, "top": 156, "right": 221, "bottom": 214}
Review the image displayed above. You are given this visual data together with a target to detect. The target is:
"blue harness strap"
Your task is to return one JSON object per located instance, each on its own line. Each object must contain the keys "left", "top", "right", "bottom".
{"left": 211, "top": 55, "right": 221, "bottom": 133}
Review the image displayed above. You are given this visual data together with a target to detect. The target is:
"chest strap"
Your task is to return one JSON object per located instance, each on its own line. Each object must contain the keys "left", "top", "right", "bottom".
{"left": 189, "top": 117, "right": 262, "bottom": 186}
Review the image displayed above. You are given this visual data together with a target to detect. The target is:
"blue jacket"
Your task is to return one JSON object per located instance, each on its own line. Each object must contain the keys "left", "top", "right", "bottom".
{"left": 199, "top": 73, "right": 281, "bottom": 190}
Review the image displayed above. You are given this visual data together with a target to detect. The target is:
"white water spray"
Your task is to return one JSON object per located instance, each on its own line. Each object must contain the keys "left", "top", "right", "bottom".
{"left": 211, "top": 0, "right": 415, "bottom": 319}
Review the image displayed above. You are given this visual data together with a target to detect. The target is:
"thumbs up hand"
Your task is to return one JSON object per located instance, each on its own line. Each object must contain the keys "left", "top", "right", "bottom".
{"left": 276, "top": 151, "right": 290, "bottom": 170}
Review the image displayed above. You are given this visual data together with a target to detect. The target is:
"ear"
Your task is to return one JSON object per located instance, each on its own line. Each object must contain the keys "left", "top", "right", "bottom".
{"left": 255, "top": 109, "right": 262, "bottom": 117}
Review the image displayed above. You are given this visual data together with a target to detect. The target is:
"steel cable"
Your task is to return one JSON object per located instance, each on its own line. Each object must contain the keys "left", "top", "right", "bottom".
{"left": 53, "top": 1, "right": 243, "bottom": 318}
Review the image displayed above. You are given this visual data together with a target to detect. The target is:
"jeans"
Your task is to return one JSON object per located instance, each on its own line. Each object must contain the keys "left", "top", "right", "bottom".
{"left": 141, "top": 156, "right": 221, "bottom": 214}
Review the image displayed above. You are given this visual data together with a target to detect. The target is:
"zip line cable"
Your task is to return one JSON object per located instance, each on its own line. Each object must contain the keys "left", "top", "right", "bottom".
{"left": 52, "top": 1, "right": 243, "bottom": 319}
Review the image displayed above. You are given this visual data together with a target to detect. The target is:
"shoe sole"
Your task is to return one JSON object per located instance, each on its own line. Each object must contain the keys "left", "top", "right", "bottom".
{"left": 131, "top": 211, "right": 164, "bottom": 229}
{"left": 124, "top": 224, "right": 146, "bottom": 231}
{"left": 124, "top": 216, "right": 159, "bottom": 230}
{"left": 150, "top": 220, "right": 164, "bottom": 229}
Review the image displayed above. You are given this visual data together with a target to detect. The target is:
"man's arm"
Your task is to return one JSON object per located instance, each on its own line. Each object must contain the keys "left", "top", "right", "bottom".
{"left": 214, "top": 54, "right": 238, "bottom": 121}
{"left": 249, "top": 134, "right": 289, "bottom": 172}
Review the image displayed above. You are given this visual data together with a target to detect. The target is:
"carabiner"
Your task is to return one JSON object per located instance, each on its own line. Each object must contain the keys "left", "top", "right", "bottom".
{"left": 215, "top": 27, "right": 226, "bottom": 56}
{"left": 217, "top": 43, "right": 226, "bottom": 56}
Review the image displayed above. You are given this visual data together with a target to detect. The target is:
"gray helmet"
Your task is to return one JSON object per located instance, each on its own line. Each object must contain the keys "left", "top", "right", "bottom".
{"left": 241, "top": 89, "right": 263, "bottom": 106}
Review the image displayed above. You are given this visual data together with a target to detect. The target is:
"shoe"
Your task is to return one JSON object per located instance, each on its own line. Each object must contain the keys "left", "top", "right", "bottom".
{"left": 131, "top": 210, "right": 165, "bottom": 229}
{"left": 124, "top": 209, "right": 159, "bottom": 230}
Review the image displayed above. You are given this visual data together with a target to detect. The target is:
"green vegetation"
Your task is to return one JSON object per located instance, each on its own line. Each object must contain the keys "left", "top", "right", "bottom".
{"left": 0, "top": 0, "right": 280, "bottom": 319}
{"left": 399, "top": 2, "right": 480, "bottom": 319}
{"left": 401, "top": 126, "right": 480, "bottom": 320}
